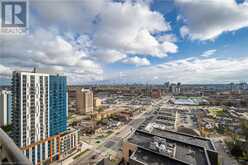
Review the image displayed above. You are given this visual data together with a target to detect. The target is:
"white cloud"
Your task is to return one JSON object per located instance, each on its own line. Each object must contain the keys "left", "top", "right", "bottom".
{"left": 0, "top": 65, "right": 12, "bottom": 78}
{"left": 31, "top": 0, "right": 106, "bottom": 33}
{"left": 200, "top": 49, "right": 216, "bottom": 57}
{"left": 30, "top": 0, "right": 177, "bottom": 58}
{"left": 94, "top": 50, "right": 127, "bottom": 63}
{"left": 111, "top": 56, "right": 248, "bottom": 83}
{"left": 91, "top": 1, "right": 177, "bottom": 57}
{"left": 157, "top": 34, "right": 177, "bottom": 43}
{"left": 180, "top": 26, "right": 190, "bottom": 39}
{"left": 4, "top": 0, "right": 174, "bottom": 84}
{"left": 1, "top": 28, "right": 103, "bottom": 84}
{"left": 122, "top": 56, "right": 150, "bottom": 66}
{"left": 176, "top": 15, "right": 182, "bottom": 22}
{"left": 176, "top": 0, "right": 248, "bottom": 40}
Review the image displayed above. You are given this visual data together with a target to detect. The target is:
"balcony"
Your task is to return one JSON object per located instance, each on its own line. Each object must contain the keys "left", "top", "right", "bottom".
{"left": 0, "top": 128, "right": 32, "bottom": 165}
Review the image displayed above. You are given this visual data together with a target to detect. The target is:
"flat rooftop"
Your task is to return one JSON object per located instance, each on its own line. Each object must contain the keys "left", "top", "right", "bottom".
{"left": 151, "top": 128, "right": 214, "bottom": 150}
{"left": 126, "top": 108, "right": 218, "bottom": 165}
{"left": 131, "top": 147, "right": 187, "bottom": 165}
{"left": 137, "top": 109, "right": 214, "bottom": 151}
{"left": 128, "top": 131, "right": 211, "bottom": 165}
{"left": 138, "top": 109, "right": 177, "bottom": 132}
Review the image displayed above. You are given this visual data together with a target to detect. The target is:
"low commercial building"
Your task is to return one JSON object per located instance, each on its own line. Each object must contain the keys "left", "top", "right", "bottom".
{"left": 20, "top": 134, "right": 61, "bottom": 164}
{"left": 142, "top": 108, "right": 178, "bottom": 132}
{"left": 20, "top": 127, "right": 79, "bottom": 163}
{"left": 123, "top": 108, "right": 218, "bottom": 165}
{"left": 172, "top": 98, "right": 209, "bottom": 106}
{"left": 123, "top": 130, "right": 218, "bottom": 165}
{"left": 91, "top": 108, "right": 124, "bottom": 121}
{"left": 60, "top": 127, "right": 79, "bottom": 158}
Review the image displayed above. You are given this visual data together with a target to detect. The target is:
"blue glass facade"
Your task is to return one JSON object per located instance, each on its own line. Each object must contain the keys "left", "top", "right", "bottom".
{"left": 49, "top": 75, "right": 67, "bottom": 136}
{"left": 7, "top": 94, "right": 12, "bottom": 125}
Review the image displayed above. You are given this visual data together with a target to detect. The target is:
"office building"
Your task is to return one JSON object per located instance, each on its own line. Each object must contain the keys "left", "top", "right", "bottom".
{"left": 77, "top": 88, "right": 93, "bottom": 114}
{"left": 0, "top": 90, "right": 12, "bottom": 126}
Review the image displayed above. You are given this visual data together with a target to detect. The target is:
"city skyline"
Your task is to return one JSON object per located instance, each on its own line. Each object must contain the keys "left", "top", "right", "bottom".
{"left": 1, "top": 0, "right": 248, "bottom": 85}
{"left": 1, "top": 1, "right": 248, "bottom": 164}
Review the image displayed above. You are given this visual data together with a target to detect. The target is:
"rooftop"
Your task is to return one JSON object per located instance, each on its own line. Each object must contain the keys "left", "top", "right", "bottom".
{"left": 151, "top": 128, "right": 214, "bottom": 150}
{"left": 128, "top": 130, "right": 212, "bottom": 165}
{"left": 137, "top": 108, "right": 214, "bottom": 151}
{"left": 126, "top": 106, "right": 218, "bottom": 165}
{"left": 130, "top": 147, "right": 187, "bottom": 165}
{"left": 138, "top": 109, "right": 177, "bottom": 132}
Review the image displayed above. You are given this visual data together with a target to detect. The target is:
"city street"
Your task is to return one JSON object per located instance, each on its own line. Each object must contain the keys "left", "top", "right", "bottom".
{"left": 70, "top": 114, "right": 148, "bottom": 164}
{"left": 212, "top": 137, "right": 239, "bottom": 165}
{"left": 69, "top": 102, "right": 157, "bottom": 165}
{"left": 68, "top": 97, "right": 174, "bottom": 165}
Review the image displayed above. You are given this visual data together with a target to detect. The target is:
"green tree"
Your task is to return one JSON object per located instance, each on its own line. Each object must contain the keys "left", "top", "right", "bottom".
{"left": 240, "top": 120, "right": 248, "bottom": 141}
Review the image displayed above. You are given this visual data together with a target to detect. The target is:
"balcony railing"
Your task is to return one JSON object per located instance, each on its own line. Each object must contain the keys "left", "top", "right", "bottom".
{"left": 0, "top": 128, "right": 32, "bottom": 165}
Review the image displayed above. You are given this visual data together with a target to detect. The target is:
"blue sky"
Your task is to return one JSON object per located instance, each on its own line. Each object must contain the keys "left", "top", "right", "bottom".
{"left": 1, "top": 0, "right": 248, "bottom": 85}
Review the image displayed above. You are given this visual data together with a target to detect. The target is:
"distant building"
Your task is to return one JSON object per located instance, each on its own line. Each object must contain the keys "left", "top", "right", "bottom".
{"left": 77, "top": 88, "right": 93, "bottom": 114}
{"left": 164, "top": 81, "right": 170, "bottom": 92}
{"left": 145, "top": 84, "right": 152, "bottom": 96}
{"left": 94, "top": 97, "right": 102, "bottom": 108}
{"left": 170, "top": 83, "right": 181, "bottom": 95}
{"left": 68, "top": 87, "right": 77, "bottom": 112}
{"left": 151, "top": 89, "right": 161, "bottom": 98}
{"left": 0, "top": 90, "right": 12, "bottom": 126}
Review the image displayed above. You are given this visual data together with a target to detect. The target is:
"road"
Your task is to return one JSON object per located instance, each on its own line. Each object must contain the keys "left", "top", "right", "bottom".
{"left": 65, "top": 96, "right": 172, "bottom": 165}
{"left": 70, "top": 104, "right": 154, "bottom": 165}
{"left": 211, "top": 137, "right": 239, "bottom": 165}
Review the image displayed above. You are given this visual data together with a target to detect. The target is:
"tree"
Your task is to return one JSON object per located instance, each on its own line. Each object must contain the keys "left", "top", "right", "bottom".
{"left": 227, "top": 120, "right": 248, "bottom": 160}
{"left": 97, "top": 107, "right": 104, "bottom": 112}
{"left": 230, "top": 143, "right": 243, "bottom": 157}
{"left": 240, "top": 120, "right": 248, "bottom": 141}
{"left": 240, "top": 120, "right": 248, "bottom": 159}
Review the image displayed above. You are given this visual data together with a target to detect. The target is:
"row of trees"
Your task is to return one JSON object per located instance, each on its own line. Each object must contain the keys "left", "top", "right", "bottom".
{"left": 226, "top": 120, "right": 248, "bottom": 161}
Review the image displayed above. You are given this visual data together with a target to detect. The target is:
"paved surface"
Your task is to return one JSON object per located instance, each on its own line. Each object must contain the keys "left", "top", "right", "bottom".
{"left": 69, "top": 105, "right": 153, "bottom": 165}
{"left": 53, "top": 97, "right": 171, "bottom": 165}
{"left": 212, "top": 138, "right": 239, "bottom": 165}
